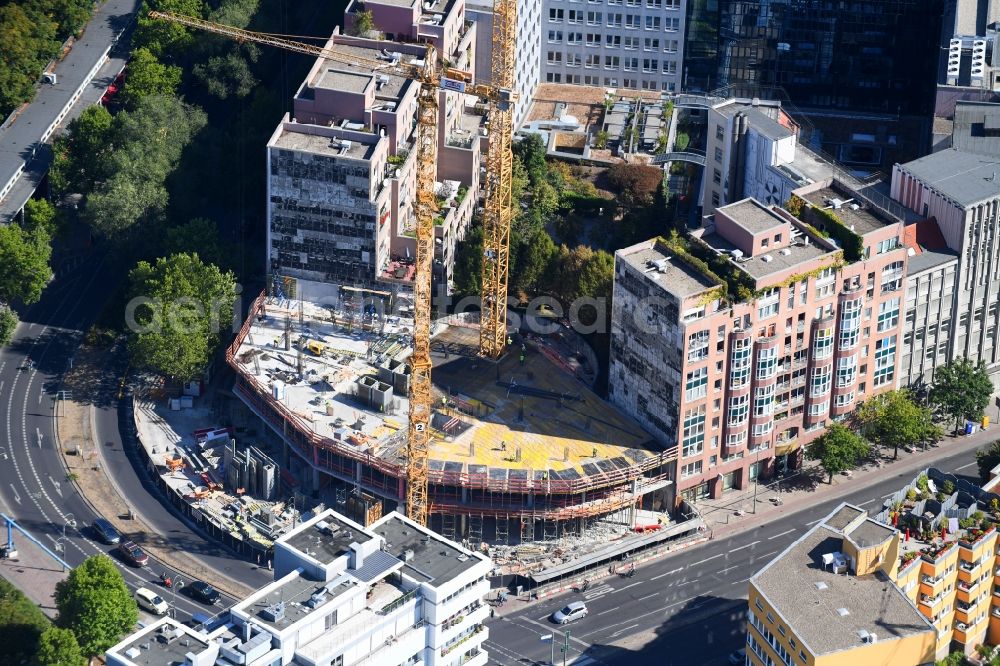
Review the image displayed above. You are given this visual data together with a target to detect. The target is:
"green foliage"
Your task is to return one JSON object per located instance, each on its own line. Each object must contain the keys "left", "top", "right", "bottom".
{"left": 49, "top": 105, "right": 114, "bottom": 196}
{"left": 594, "top": 130, "right": 608, "bottom": 150}
{"left": 805, "top": 422, "right": 870, "bottom": 483}
{"left": 0, "top": 222, "right": 52, "bottom": 305}
{"left": 452, "top": 222, "right": 483, "bottom": 298}
{"left": 388, "top": 150, "right": 409, "bottom": 166}
{"left": 192, "top": 46, "right": 260, "bottom": 99}
{"left": 32, "top": 627, "right": 85, "bottom": 666}
{"left": 127, "top": 253, "right": 237, "bottom": 381}
{"left": 655, "top": 132, "right": 669, "bottom": 154}
{"left": 514, "top": 133, "right": 548, "bottom": 188}
{"left": 163, "top": 217, "right": 225, "bottom": 268}
{"left": 83, "top": 95, "right": 207, "bottom": 237}
{"left": 24, "top": 198, "right": 60, "bottom": 237}
{"left": 0, "top": 305, "right": 17, "bottom": 347}
{"left": 120, "top": 48, "right": 182, "bottom": 109}
{"left": 935, "top": 652, "right": 965, "bottom": 666}
{"left": 134, "top": 0, "right": 206, "bottom": 59}
{"left": 0, "top": 3, "right": 61, "bottom": 117}
{"left": 905, "top": 488, "right": 917, "bottom": 502}
{"left": 546, "top": 245, "right": 614, "bottom": 306}
{"left": 55, "top": 555, "right": 137, "bottom": 656}
{"left": 674, "top": 131, "right": 690, "bottom": 152}
{"left": 930, "top": 358, "right": 994, "bottom": 433}
{"left": 977, "top": 440, "right": 1000, "bottom": 483}
{"left": 351, "top": 9, "right": 378, "bottom": 37}
{"left": 856, "top": 389, "right": 941, "bottom": 459}
{"left": 942, "top": 479, "right": 955, "bottom": 496}
{"left": 790, "top": 198, "right": 865, "bottom": 262}
{"left": 0, "top": 575, "right": 51, "bottom": 663}
{"left": 606, "top": 163, "right": 663, "bottom": 209}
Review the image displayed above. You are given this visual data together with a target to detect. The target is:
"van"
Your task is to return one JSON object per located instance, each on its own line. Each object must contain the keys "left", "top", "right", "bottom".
{"left": 91, "top": 518, "right": 121, "bottom": 545}
{"left": 135, "top": 587, "right": 168, "bottom": 615}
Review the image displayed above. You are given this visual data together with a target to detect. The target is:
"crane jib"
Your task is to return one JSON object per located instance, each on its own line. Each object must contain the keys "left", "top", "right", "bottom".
{"left": 440, "top": 78, "right": 467, "bottom": 94}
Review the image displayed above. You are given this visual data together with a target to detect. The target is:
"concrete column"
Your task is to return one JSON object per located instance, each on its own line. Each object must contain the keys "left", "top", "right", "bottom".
{"left": 312, "top": 467, "right": 320, "bottom": 492}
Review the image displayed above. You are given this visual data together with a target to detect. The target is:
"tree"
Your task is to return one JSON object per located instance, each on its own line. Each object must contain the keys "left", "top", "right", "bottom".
{"left": 0, "top": 223, "right": 52, "bottom": 305}
{"left": 350, "top": 9, "right": 378, "bottom": 37}
{"left": 606, "top": 163, "right": 663, "bottom": 209}
{"left": 0, "top": 305, "right": 17, "bottom": 346}
{"left": 164, "top": 217, "right": 224, "bottom": 267}
{"left": 119, "top": 48, "right": 182, "bottom": 109}
{"left": 127, "top": 252, "right": 237, "bottom": 381}
{"left": 856, "top": 389, "right": 942, "bottom": 459}
{"left": 24, "top": 198, "right": 59, "bottom": 237}
{"left": 805, "top": 423, "right": 870, "bottom": 483}
{"left": 0, "top": 576, "right": 51, "bottom": 663}
{"left": 33, "top": 627, "right": 85, "bottom": 666}
{"left": 133, "top": 0, "right": 205, "bottom": 59}
{"left": 451, "top": 223, "right": 483, "bottom": 298}
{"left": 513, "top": 133, "right": 548, "bottom": 187}
{"left": 930, "top": 359, "right": 994, "bottom": 434}
{"left": 511, "top": 227, "right": 556, "bottom": 295}
{"left": 0, "top": 4, "right": 59, "bottom": 117}
{"left": 49, "top": 104, "right": 114, "bottom": 195}
{"left": 977, "top": 440, "right": 1000, "bottom": 483}
{"left": 192, "top": 47, "right": 259, "bottom": 99}
{"left": 55, "top": 555, "right": 137, "bottom": 656}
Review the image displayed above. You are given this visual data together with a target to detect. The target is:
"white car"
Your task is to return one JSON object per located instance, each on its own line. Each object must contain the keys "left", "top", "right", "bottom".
{"left": 135, "top": 587, "right": 169, "bottom": 615}
{"left": 551, "top": 601, "right": 588, "bottom": 624}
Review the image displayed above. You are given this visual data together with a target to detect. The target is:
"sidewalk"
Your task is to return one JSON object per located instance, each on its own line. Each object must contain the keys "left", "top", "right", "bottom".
{"left": 698, "top": 427, "right": 998, "bottom": 542}
{"left": 56, "top": 344, "right": 254, "bottom": 599}
{"left": 0, "top": 520, "right": 68, "bottom": 618}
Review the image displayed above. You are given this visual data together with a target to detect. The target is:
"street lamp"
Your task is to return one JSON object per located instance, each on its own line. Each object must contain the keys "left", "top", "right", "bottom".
{"left": 751, "top": 449, "right": 762, "bottom": 514}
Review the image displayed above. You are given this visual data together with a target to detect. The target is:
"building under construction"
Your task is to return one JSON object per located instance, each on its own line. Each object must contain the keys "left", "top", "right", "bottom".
{"left": 228, "top": 292, "right": 678, "bottom": 550}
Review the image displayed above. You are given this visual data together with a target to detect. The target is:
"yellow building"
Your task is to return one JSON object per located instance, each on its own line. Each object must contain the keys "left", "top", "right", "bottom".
{"left": 747, "top": 503, "right": 937, "bottom": 666}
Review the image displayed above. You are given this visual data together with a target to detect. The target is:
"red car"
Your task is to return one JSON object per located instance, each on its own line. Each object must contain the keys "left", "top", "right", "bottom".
{"left": 117, "top": 540, "right": 148, "bottom": 567}
{"left": 101, "top": 71, "right": 125, "bottom": 106}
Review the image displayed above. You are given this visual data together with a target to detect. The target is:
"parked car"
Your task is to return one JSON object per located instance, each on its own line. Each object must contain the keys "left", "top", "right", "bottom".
{"left": 118, "top": 540, "right": 149, "bottom": 567}
{"left": 728, "top": 648, "right": 747, "bottom": 665}
{"left": 551, "top": 601, "right": 588, "bottom": 624}
{"left": 185, "top": 580, "right": 220, "bottom": 605}
{"left": 134, "top": 587, "right": 168, "bottom": 615}
{"left": 91, "top": 518, "right": 121, "bottom": 545}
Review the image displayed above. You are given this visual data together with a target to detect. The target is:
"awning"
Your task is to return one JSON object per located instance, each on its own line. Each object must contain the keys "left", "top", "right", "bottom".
{"left": 528, "top": 517, "right": 705, "bottom": 584}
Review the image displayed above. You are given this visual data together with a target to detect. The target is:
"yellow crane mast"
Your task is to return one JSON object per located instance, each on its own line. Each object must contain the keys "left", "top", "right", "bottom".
{"left": 478, "top": 1, "right": 517, "bottom": 361}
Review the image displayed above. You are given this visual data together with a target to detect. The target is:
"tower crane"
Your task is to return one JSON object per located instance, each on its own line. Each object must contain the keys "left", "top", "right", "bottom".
{"left": 150, "top": 5, "right": 518, "bottom": 526}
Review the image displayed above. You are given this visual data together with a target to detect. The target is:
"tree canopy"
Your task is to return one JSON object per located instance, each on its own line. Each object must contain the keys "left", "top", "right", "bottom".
{"left": 0, "top": 222, "right": 52, "bottom": 305}
{"left": 976, "top": 440, "right": 1000, "bottom": 484}
{"left": 856, "top": 389, "right": 941, "bottom": 459}
{"left": 0, "top": 575, "right": 51, "bottom": 663}
{"left": 930, "top": 359, "right": 994, "bottom": 433}
{"left": 55, "top": 555, "right": 137, "bottom": 656}
{"left": 133, "top": 0, "right": 206, "bottom": 59}
{"left": 127, "top": 252, "right": 237, "bottom": 381}
{"left": 119, "top": 48, "right": 182, "bottom": 109}
{"left": 0, "top": 305, "right": 17, "bottom": 347}
{"left": 606, "top": 163, "right": 663, "bottom": 209}
{"left": 806, "top": 423, "right": 870, "bottom": 483}
{"left": 32, "top": 627, "right": 85, "bottom": 666}
{"left": 49, "top": 104, "right": 114, "bottom": 196}
{"left": 0, "top": 2, "right": 61, "bottom": 117}
{"left": 24, "top": 198, "right": 60, "bottom": 237}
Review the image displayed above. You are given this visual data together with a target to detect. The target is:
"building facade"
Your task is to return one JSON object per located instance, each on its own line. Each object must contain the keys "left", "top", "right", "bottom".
{"left": 891, "top": 146, "right": 1000, "bottom": 390}
{"left": 106, "top": 509, "right": 492, "bottom": 666}
{"left": 466, "top": 0, "right": 541, "bottom": 131}
{"left": 268, "top": 1, "right": 483, "bottom": 298}
{"left": 542, "top": 0, "right": 687, "bottom": 92}
{"left": 747, "top": 503, "right": 936, "bottom": 666}
{"left": 610, "top": 187, "right": 908, "bottom": 504}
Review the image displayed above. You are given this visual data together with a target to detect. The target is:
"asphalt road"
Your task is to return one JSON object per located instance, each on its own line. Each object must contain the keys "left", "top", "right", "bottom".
{"left": 485, "top": 446, "right": 983, "bottom": 666}
{"left": 0, "top": 248, "right": 268, "bottom": 624}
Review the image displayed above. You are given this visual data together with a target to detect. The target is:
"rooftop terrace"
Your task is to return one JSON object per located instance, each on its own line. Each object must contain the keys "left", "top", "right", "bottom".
{"left": 372, "top": 513, "right": 486, "bottom": 586}
{"left": 618, "top": 238, "right": 721, "bottom": 299}
{"left": 108, "top": 619, "right": 214, "bottom": 666}
{"left": 272, "top": 124, "right": 377, "bottom": 160}
{"left": 697, "top": 225, "right": 835, "bottom": 282}
{"left": 800, "top": 183, "right": 898, "bottom": 236}
{"left": 283, "top": 512, "right": 378, "bottom": 565}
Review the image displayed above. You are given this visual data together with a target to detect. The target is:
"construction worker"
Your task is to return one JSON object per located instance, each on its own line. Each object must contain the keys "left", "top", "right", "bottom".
{"left": 507, "top": 335, "right": 513, "bottom": 346}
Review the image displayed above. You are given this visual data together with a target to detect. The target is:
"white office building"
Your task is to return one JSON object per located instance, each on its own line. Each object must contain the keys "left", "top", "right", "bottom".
{"left": 106, "top": 510, "right": 492, "bottom": 666}
{"left": 541, "top": 0, "right": 686, "bottom": 92}
{"left": 467, "top": 0, "right": 541, "bottom": 131}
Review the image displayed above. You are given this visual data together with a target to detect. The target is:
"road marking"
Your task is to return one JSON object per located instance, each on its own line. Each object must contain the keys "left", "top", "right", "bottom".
{"left": 689, "top": 553, "right": 722, "bottom": 567}
{"left": 956, "top": 462, "right": 976, "bottom": 471}
{"left": 768, "top": 529, "right": 796, "bottom": 540}
{"left": 609, "top": 624, "right": 638, "bottom": 638}
{"left": 38, "top": 389, "right": 43, "bottom": 404}
{"left": 36, "top": 427, "right": 43, "bottom": 449}
{"left": 677, "top": 578, "right": 699, "bottom": 586}
{"left": 754, "top": 550, "right": 779, "bottom": 562}
{"left": 718, "top": 565, "right": 739, "bottom": 575}
{"left": 7, "top": 485, "right": 20, "bottom": 503}
{"left": 637, "top": 592, "right": 659, "bottom": 601}
{"left": 47, "top": 475, "right": 62, "bottom": 497}
{"left": 882, "top": 491, "right": 896, "bottom": 498}
{"left": 584, "top": 584, "right": 613, "bottom": 600}
{"left": 731, "top": 577, "right": 751, "bottom": 585}
{"left": 729, "top": 540, "right": 760, "bottom": 553}
{"left": 651, "top": 567, "right": 682, "bottom": 580}
{"left": 805, "top": 518, "right": 822, "bottom": 526}
{"left": 858, "top": 498, "right": 878, "bottom": 507}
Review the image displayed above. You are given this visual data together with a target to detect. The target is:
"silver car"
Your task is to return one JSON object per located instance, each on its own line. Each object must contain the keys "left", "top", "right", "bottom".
{"left": 551, "top": 601, "right": 588, "bottom": 624}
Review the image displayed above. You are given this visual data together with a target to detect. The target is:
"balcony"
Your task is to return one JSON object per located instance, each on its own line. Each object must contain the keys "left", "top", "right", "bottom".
{"left": 958, "top": 579, "right": 980, "bottom": 594}
{"left": 922, "top": 574, "right": 944, "bottom": 588}
{"left": 920, "top": 592, "right": 944, "bottom": 607}
{"left": 960, "top": 559, "right": 983, "bottom": 574}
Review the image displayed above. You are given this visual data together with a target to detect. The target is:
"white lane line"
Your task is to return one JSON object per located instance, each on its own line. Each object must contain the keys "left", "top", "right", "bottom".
{"left": 617, "top": 581, "right": 642, "bottom": 593}
{"left": 596, "top": 607, "right": 619, "bottom": 616}
{"left": 805, "top": 518, "right": 822, "bottom": 526}
{"left": 754, "top": 550, "right": 780, "bottom": 562}
{"left": 36, "top": 427, "right": 43, "bottom": 449}
{"left": 768, "top": 529, "right": 796, "bottom": 540}
{"left": 47, "top": 475, "right": 62, "bottom": 497}
{"left": 8, "top": 485, "right": 19, "bottom": 504}
{"left": 955, "top": 462, "right": 976, "bottom": 471}
{"left": 689, "top": 553, "right": 723, "bottom": 567}
{"left": 676, "top": 578, "right": 700, "bottom": 586}
{"left": 610, "top": 624, "right": 639, "bottom": 638}
{"left": 637, "top": 592, "right": 659, "bottom": 601}
{"left": 718, "top": 565, "right": 739, "bottom": 575}
{"left": 731, "top": 577, "right": 751, "bottom": 585}
{"left": 651, "top": 567, "right": 682, "bottom": 580}
{"left": 38, "top": 389, "right": 43, "bottom": 404}
{"left": 729, "top": 540, "right": 760, "bottom": 553}
{"left": 858, "top": 498, "right": 878, "bottom": 507}
{"left": 882, "top": 491, "right": 896, "bottom": 498}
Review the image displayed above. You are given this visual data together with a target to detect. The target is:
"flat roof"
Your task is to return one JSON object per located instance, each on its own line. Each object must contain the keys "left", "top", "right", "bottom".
{"left": 718, "top": 198, "right": 787, "bottom": 234}
{"left": 109, "top": 618, "right": 211, "bottom": 665}
{"left": 272, "top": 126, "right": 376, "bottom": 160}
{"left": 899, "top": 148, "right": 1000, "bottom": 207}
{"left": 699, "top": 229, "right": 834, "bottom": 281}
{"left": 372, "top": 514, "right": 485, "bottom": 586}
{"left": 800, "top": 185, "right": 895, "bottom": 235}
{"left": 618, "top": 239, "right": 720, "bottom": 298}
{"left": 243, "top": 573, "right": 359, "bottom": 630}
{"left": 318, "top": 68, "right": 372, "bottom": 93}
{"left": 907, "top": 247, "right": 957, "bottom": 275}
{"left": 308, "top": 44, "right": 412, "bottom": 102}
{"left": 283, "top": 513, "right": 378, "bottom": 565}
{"left": 716, "top": 103, "right": 793, "bottom": 142}
{"left": 752, "top": 505, "right": 934, "bottom": 658}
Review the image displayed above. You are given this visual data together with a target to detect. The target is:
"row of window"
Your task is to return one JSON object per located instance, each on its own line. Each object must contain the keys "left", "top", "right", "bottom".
{"left": 544, "top": 72, "right": 676, "bottom": 90}
{"left": 545, "top": 52, "right": 679, "bottom": 73}
{"left": 548, "top": 9, "right": 681, "bottom": 31}
{"left": 550, "top": 0, "right": 680, "bottom": 7}
{"left": 547, "top": 31, "right": 680, "bottom": 51}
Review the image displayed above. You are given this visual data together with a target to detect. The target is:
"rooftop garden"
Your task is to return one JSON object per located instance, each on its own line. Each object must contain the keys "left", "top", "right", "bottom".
{"left": 656, "top": 231, "right": 758, "bottom": 303}
{"left": 786, "top": 194, "right": 864, "bottom": 262}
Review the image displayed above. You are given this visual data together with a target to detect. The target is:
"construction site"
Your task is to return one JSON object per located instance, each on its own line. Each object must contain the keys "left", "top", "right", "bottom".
{"left": 227, "top": 291, "right": 688, "bottom": 574}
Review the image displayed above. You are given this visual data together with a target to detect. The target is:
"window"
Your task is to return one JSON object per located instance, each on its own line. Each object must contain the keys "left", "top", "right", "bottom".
{"left": 711, "top": 192, "right": 720, "bottom": 207}
{"left": 605, "top": 34, "right": 620, "bottom": 47}
{"left": 728, "top": 394, "right": 749, "bottom": 425}
{"left": 644, "top": 37, "right": 660, "bottom": 50}
{"left": 881, "top": 261, "right": 903, "bottom": 293}
{"left": 546, "top": 51, "right": 563, "bottom": 64}
{"left": 645, "top": 15, "right": 661, "bottom": 30}
{"left": 836, "top": 354, "right": 857, "bottom": 388}
{"left": 688, "top": 330, "right": 710, "bottom": 361}
{"left": 682, "top": 408, "right": 705, "bottom": 457}
{"left": 810, "top": 366, "right": 831, "bottom": 397}
{"left": 808, "top": 399, "right": 830, "bottom": 416}
{"left": 548, "top": 8, "right": 564, "bottom": 21}
{"left": 665, "top": 16, "right": 679, "bottom": 31}
{"left": 567, "top": 9, "right": 583, "bottom": 23}
{"left": 681, "top": 460, "right": 703, "bottom": 479}
{"left": 876, "top": 237, "right": 898, "bottom": 255}
{"left": 712, "top": 168, "right": 722, "bottom": 185}
{"left": 835, "top": 391, "right": 855, "bottom": 407}
{"left": 877, "top": 298, "right": 899, "bottom": 332}
{"left": 547, "top": 30, "right": 563, "bottom": 43}
{"left": 813, "top": 326, "right": 834, "bottom": 359}
{"left": 874, "top": 336, "right": 896, "bottom": 386}
{"left": 730, "top": 338, "right": 752, "bottom": 388}
{"left": 726, "top": 431, "right": 747, "bottom": 447}
{"left": 586, "top": 11, "right": 602, "bottom": 25}
{"left": 756, "top": 346, "right": 778, "bottom": 379}
{"left": 685, "top": 367, "right": 708, "bottom": 400}
{"left": 752, "top": 422, "right": 773, "bottom": 436}
{"left": 716, "top": 125, "right": 724, "bottom": 141}
{"left": 753, "top": 384, "right": 774, "bottom": 417}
